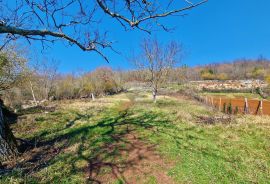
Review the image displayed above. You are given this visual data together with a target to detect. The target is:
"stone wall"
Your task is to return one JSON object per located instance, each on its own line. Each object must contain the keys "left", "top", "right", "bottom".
{"left": 191, "top": 80, "right": 268, "bottom": 91}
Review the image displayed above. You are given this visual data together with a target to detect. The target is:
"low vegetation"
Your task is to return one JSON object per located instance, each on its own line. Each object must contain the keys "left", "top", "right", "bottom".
{"left": 1, "top": 92, "right": 269, "bottom": 183}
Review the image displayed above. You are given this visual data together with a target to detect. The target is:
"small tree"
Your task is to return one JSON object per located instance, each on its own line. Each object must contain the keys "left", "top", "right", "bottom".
{"left": 19, "top": 59, "right": 59, "bottom": 105}
{"left": 0, "top": 51, "right": 26, "bottom": 91}
{"left": 92, "top": 67, "right": 118, "bottom": 95}
{"left": 133, "top": 39, "right": 181, "bottom": 102}
{"left": 200, "top": 68, "right": 216, "bottom": 80}
{"left": 55, "top": 74, "right": 78, "bottom": 99}
{"left": 251, "top": 67, "right": 265, "bottom": 80}
{"left": 33, "top": 59, "right": 59, "bottom": 100}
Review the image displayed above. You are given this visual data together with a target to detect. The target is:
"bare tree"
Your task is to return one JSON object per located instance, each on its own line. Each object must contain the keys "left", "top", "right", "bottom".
{"left": 0, "top": 0, "right": 207, "bottom": 60}
{"left": 133, "top": 39, "right": 181, "bottom": 102}
{"left": 32, "top": 59, "right": 59, "bottom": 100}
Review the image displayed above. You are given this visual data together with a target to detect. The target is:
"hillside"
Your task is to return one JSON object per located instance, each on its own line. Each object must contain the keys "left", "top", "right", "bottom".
{"left": 181, "top": 59, "right": 270, "bottom": 81}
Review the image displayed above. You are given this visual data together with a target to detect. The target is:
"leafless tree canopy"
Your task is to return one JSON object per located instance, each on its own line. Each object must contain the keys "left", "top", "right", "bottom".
{"left": 0, "top": 0, "right": 207, "bottom": 61}
{"left": 132, "top": 38, "right": 181, "bottom": 101}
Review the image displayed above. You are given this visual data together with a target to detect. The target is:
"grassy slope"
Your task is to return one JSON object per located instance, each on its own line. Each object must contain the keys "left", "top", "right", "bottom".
{"left": 1, "top": 92, "right": 270, "bottom": 183}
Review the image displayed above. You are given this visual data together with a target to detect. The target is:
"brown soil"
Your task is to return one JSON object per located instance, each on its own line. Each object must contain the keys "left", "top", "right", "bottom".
{"left": 86, "top": 133, "right": 175, "bottom": 184}
{"left": 3, "top": 139, "right": 66, "bottom": 174}
{"left": 4, "top": 132, "right": 174, "bottom": 184}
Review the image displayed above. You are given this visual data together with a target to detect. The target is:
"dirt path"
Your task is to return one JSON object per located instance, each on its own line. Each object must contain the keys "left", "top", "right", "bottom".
{"left": 86, "top": 98, "right": 174, "bottom": 183}
{"left": 86, "top": 133, "right": 175, "bottom": 184}
{"left": 5, "top": 95, "right": 175, "bottom": 184}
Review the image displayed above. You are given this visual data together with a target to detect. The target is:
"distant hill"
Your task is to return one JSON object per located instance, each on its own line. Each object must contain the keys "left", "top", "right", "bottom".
{"left": 182, "top": 58, "right": 270, "bottom": 81}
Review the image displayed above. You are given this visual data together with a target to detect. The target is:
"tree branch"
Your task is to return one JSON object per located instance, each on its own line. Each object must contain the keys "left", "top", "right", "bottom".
{"left": 0, "top": 25, "right": 109, "bottom": 62}
{"left": 97, "top": 0, "right": 208, "bottom": 28}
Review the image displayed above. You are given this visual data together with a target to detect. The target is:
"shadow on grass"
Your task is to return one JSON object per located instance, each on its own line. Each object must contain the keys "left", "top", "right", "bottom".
{"left": 11, "top": 101, "right": 228, "bottom": 183}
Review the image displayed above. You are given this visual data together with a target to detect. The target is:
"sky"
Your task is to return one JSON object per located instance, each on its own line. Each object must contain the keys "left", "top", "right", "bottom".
{"left": 28, "top": 0, "right": 270, "bottom": 73}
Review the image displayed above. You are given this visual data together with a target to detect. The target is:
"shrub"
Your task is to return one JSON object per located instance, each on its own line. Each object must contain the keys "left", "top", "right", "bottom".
{"left": 234, "top": 106, "right": 239, "bottom": 114}
{"left": 227, "top": 102, "right": 233, "bottom": 114}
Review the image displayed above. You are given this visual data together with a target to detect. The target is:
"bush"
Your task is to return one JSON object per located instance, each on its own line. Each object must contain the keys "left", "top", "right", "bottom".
{"left": 234, "top": 106, "right": 239, "bottom": 114}
{"left": 227, "top": 102, "right": 233, "bottom": 114}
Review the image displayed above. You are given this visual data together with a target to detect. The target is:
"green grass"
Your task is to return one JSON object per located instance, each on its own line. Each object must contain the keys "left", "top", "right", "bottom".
{"left": 134, "top": 98, "right": 270, "bottom": 183}
{"left": 1, "top": 93, "right": 270, "bottom": 183}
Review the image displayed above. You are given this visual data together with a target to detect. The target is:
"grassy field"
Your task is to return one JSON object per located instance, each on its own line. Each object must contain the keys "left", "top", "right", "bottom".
{"left": 1, "top": 92, "right": 270, "bottom": 183}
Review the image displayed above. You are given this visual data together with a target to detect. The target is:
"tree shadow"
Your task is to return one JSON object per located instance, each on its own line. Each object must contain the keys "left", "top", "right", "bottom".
{"left": 9, "top": 101, "right": 229, "bottom": 183}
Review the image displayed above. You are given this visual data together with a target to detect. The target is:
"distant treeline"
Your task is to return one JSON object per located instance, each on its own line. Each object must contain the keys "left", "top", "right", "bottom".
{"left": 181, "top": 58, "right": 270, "bottom": 81}
{"left": 124, "top": 57, "right": 270, "bottom": 83}
{"left": 2, "top": 51, "right": 270, "bottom": 109}
{"left": 3, "top": 67, "right": 126, "bottom": 109}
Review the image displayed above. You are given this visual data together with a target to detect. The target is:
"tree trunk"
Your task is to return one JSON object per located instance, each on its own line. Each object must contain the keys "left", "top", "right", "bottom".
{"left": 30, "top": 81, "right": 38, "bottom": 106}
{"left": 0, "top": 104, "right": 18, "bottom": 165}
{"left": 91, "top": 93, "right": 95, "bottom": 101}
{"left": 152, "top": 89, "right": 157, "bottom": 103}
